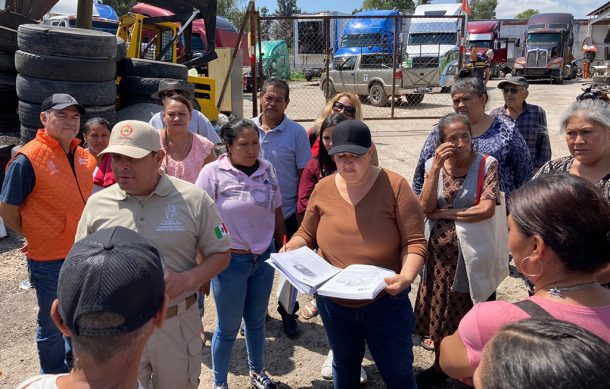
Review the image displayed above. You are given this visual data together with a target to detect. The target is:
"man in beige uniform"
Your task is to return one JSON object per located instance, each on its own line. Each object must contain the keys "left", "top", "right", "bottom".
{"left": 76, "top": 120, "right": 231, "bottom": 389}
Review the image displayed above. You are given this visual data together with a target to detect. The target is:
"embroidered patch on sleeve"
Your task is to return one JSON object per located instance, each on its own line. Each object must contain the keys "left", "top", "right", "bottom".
{"left": 214, "top": 223, "right": 229, "bottom": 239}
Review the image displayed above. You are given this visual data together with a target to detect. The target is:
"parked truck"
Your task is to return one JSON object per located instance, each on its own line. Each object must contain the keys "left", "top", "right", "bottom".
{"left": 320, "top": 53, "right": 428, "bottom": 107}
{"left": 405, "top": 3, "right": 465, "bottom": 89}
{"left": 292, "top": 11, "right": 348, "bottom": 81}
{"left": 467, "top": 20, "right": 508, "bottom": 78}
{"left": 513, "top": 13, "right": 576, "bottom": 83}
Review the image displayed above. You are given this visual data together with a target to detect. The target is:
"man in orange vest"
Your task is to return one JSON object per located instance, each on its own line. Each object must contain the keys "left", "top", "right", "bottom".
{"left": 0, "top": 93, "right": 96, "bottom": 373}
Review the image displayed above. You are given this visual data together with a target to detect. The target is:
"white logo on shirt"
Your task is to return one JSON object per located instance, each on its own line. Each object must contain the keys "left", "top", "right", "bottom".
{"left": 79, "top": 156, "right": 88, "bottom": 165}
{"left": 156, "top": 204, "right": 186, "bottom": 232}
{"left": 47, "top": 160, "right": 58, "bottom": 175}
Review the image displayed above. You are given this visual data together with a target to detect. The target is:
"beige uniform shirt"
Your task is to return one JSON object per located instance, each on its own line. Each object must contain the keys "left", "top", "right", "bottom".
{"left": 76, "top": 173, "right": 231, "bottom": 303}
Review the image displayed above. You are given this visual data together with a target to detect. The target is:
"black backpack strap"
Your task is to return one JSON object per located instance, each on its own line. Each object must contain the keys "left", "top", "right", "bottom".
{"left": 514, "top": 300, "right": 554, "bottom": 319}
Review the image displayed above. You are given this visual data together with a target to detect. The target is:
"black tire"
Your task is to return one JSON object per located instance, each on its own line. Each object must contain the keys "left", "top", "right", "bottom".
{"left": 15, "top": 51, "right": 116, "bottom": 82}
{"left": 322, "top": 81, "right": 336, "bottom": 99}
{"left": 0, "top": 112, "right": 20, "bottom": 132}
{"left": 119, "top": 95, "right": 158, "bottom": 108}
{"left": 117, "top": 58, "right": 188, "bottom": 79}
{"left": 369, "top": 83, "right": 388, "bottom": 107}
{"left": 0, "top": 51, "right": 16, "bottom": 73}
{"left": 0, "top": 73, "right": 18, "bottom": 109}
{"left": 115, "top": 103, "right": 163, "bottom": 123}
{"left": 405, "top": 94, "right": 424, "bottom": 107}
{"left": 18, "top": 100, "right": 42, "bottom": 129}
{"left": 116, "top": 36, "right": 126, "bottom": 63}
{"left": 16, "top": 75, "right": 117, "bottom": 106}
{"left": 20, "top": 125, "right": 38, "bottom": 144}
{"left": 81, "top": 104, "right": 116, "bottom": 126}
{"left": 305, "top": 74, "right": 313, "bottom": 81}
{"left": 119, "top": 76, "right": 164, "bottom": 97}
{"left": 0, "top": 27, "right": 18, "bottom": 53}
{"left": 17, "top": 24, "right": 116, "bottom": 59}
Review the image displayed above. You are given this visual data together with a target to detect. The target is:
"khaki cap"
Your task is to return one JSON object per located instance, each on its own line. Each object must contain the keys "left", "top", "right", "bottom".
{"left": 99, "top": 120, "right": 161, "bottom": 159}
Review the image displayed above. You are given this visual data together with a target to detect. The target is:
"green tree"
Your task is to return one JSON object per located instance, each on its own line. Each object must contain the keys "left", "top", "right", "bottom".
{"left": 103, "top": 0, "right": 136, "bottom": 16}
{"left": 258, "top": 6, "right": 272, "bottom": 41}
{"left": 217, "top": 0, "right": 247, "bottom": 29}
{"left": 271, "top": 0, "right": 301, "bottom": 48}
{"left": 470, "top": 0, "right": 497, "bottom": 19}
{"left": 361, "top": 0, "right": 415, "bottom": 12}
{"left": 515, "top": 9, "right": 539, "bottom": 20}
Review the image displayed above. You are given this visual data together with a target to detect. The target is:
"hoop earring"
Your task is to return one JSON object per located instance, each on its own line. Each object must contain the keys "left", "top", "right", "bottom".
{"left": 519, "top": 256, "right": 544, "bottom": 278}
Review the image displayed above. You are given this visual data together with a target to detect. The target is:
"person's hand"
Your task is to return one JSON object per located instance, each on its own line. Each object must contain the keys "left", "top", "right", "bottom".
{"left": 432, "top": 142, "right": 455, "bottom": 170}
{"left": 384, "top": 274, "right": 413, "bottom": 295}
{"left": 164, "top": 268, "right": 194, "bottom": 301}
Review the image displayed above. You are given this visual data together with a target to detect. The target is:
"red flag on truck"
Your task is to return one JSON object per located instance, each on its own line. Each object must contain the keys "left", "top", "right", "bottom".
{"left": 461, "top": 0, "right": 471, "bottom": 15}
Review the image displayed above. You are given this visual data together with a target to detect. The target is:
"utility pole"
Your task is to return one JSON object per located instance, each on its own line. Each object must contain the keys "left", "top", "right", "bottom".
{"left": 76, "top": 0, "right": 93, "bottom": 29}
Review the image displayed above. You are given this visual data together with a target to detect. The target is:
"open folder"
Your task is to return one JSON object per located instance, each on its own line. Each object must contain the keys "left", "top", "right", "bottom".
{"left": 267, "top": 247, "right": 396, "bottom": 300}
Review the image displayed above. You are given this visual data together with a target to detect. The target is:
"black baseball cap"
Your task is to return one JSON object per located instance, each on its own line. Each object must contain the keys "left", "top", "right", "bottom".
{"left": 41, "top": 93, "right": 86, "bottom": 114}
{"left": 328, "top": 120, "right": 372, "bottom": 155}
{"left": 58, "top": 227, "right": 165, "bottom": 337}
{"left": 498, "top": 76, "right": 529, "bottom": 89}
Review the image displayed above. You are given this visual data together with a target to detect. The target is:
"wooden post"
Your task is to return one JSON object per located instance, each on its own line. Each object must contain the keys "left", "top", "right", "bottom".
{"left": 76, "top": 0, "right": 93, "bottom": 29}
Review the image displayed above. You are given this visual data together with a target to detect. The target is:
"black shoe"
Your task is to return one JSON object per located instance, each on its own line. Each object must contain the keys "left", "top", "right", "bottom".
{"left": 416, "top": 367, "right": 448, "bottom": 388}
{"left": 249, "top": 370, "right": 278, "bottom": 389}
{"left": 277, "top": 305, "right": 301, "bottom": 338}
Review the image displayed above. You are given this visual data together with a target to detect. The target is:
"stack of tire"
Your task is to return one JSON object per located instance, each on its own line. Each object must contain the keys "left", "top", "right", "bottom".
{"left": 0, "top": 26, "right": 20, "bottom": 136}
{"left": 15, "top": 24, "right": 118, "bottom": 144}
{"left": 115, "top": 58, "right": 190, "bottom": 123}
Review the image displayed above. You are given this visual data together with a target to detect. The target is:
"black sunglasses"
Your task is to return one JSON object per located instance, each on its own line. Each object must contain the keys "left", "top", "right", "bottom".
{"left": 502, "top": 87, "right": 521, "bottom": 95}
{"left": 332, "top": 101, "right": 356, "bottom": 117}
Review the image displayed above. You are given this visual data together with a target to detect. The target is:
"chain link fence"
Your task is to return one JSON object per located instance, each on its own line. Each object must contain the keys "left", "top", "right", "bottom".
{"left": 250, "top": 13, "right": 466, "bottom": 121}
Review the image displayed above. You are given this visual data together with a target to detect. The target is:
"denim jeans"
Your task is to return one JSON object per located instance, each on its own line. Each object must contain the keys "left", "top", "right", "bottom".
{"left": 316, "top": 289, "right": 417, "bottom": 389}
{"left": 27, "top": 259, "right": 72, "bottom": 374}
{"left": 211, "top": 244, "right": 275, "bottom": 385}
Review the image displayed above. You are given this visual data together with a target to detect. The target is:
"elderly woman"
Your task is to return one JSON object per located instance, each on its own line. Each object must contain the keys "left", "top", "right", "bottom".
{"left": 439, "top": 174, "right": 610, "bottom": 385}
{"left": 285, "top": 120, "right": 427, "bottom": 388}
{"left": 413, "top": 76, "right": 532, "bottom": 199}
{"left": 161, "top": 95, "right": 216, "bottom": 184}
{"left": 414, "top": 113, "right": 500, "bottom": 387}
{"left": 473, "top": 318, "right": 610, "bottom": 389}
{"left": 83, "top": 117, "right": 115, "bottom": 193}
{"left": 196, "top": 119, "right": 285, "bottom": 389}
{"left": 533, "top": 99, "right": 610, "bottom": 287}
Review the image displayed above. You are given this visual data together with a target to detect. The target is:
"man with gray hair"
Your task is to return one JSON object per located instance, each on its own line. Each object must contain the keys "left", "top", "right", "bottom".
{"left": 17, "top": 226, "right": 168, "bottom": 389}
{"left": 491, "top": 76, "right": 551, "bottom": 170}
{"left": 0, "top": 93, "right": 96, "bottom": 374}
{"left": 76, "top": 120, "right": 231, "bottom": 388}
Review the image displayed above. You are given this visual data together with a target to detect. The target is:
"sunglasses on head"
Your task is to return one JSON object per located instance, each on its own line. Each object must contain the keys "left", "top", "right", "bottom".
{"left": 159, "top": 90, "right": 183, "bottom": 99}
{"left": 502, "top": 87, "right": 521, "bottom": 95}
{"left": 332, "top": 101, "right": 356, "bottom": 117}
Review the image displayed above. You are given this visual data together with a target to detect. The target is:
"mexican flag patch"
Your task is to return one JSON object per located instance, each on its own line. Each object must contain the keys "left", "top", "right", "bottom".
{"left": 214, "top": 223, "right": 229, "bottom": 239}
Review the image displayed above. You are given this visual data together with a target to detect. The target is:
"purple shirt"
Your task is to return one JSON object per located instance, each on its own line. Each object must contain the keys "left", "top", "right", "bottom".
{"left": 196, "top": 154, "right": 281, "bottom": 254}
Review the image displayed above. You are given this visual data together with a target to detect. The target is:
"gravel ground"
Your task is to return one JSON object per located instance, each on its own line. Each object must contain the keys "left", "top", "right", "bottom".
{"left": 0, "top": 78, "right": 581, "bottom": 388}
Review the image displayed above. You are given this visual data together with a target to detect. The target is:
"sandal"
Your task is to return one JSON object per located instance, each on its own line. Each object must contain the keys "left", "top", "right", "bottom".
{"left": 420, "top": 337, "right": 435, "bottom": 351}
{"left": 301, "top": 300, "right": 318, "bottom": 320}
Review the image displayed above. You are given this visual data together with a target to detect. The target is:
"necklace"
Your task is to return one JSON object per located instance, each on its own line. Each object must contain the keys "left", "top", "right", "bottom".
{"left": 163, "top": 130, "right": 191, "bottom": 163}
{"left": 541, "top": 282, "right": 601, "bottom": 298}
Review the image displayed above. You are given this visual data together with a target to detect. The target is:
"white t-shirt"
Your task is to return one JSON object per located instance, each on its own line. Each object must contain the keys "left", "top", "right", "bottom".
{"left": 17, "top": 374, "right": 146, "bottom": 389}
{"left": 149, "top": 109, "right": 221, "bottom": 144}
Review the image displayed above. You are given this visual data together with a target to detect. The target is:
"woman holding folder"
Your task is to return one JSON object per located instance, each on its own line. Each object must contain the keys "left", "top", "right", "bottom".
{"left": 196, "top": 119, "right": 285, "bottom": 389}
{"left": 284, "top": 120, "right": 427, "bottom": 389}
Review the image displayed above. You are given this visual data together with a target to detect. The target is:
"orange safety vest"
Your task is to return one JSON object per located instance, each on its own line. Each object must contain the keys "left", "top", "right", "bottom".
{"left": 10, "top": 129, "right": 96, "bottom": 261}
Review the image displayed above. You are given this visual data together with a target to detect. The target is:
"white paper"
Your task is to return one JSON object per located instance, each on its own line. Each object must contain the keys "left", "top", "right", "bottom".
{"left": 316, "top": 264, "right": 396, "bottom": 300}
{"left": 268, "top": 247, "right": 340, "bottom": 294}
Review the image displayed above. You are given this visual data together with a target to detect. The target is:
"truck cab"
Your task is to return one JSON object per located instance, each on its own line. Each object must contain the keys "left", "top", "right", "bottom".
{"left": 406, "top": 3, "right": 464, "bottom": 88}
{"left": 513, "top": 13, "right": 575, "bottom": 83}
{"left": 467, "top": 20, "right": 508, "bottom": 78}
{"left": 335, "top": 10, "right": 401, "bottom": 57}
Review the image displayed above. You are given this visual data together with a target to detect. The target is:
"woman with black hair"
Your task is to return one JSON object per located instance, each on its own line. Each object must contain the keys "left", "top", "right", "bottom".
{"left": 297, "top": 113, "right": 346, "bottom": 219}
{"left": 196, "top": 119, "right": 285, "bottom": 389}
{"left": 474, "top": 318, "right": 610, "bottom": 389}
{"left": 440, "top": 174, "right": 610, "bottom": 385}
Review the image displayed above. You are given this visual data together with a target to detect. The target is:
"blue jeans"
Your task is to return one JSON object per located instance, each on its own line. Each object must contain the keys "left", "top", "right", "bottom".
{"left": 211, "top": 245, "right": 275, "bottom": 385}
{"left": 316, "top": 289, "right": 417, "bottom": 389}
{"left": 27, "top": 259, "right": 72, "bottom": 374}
